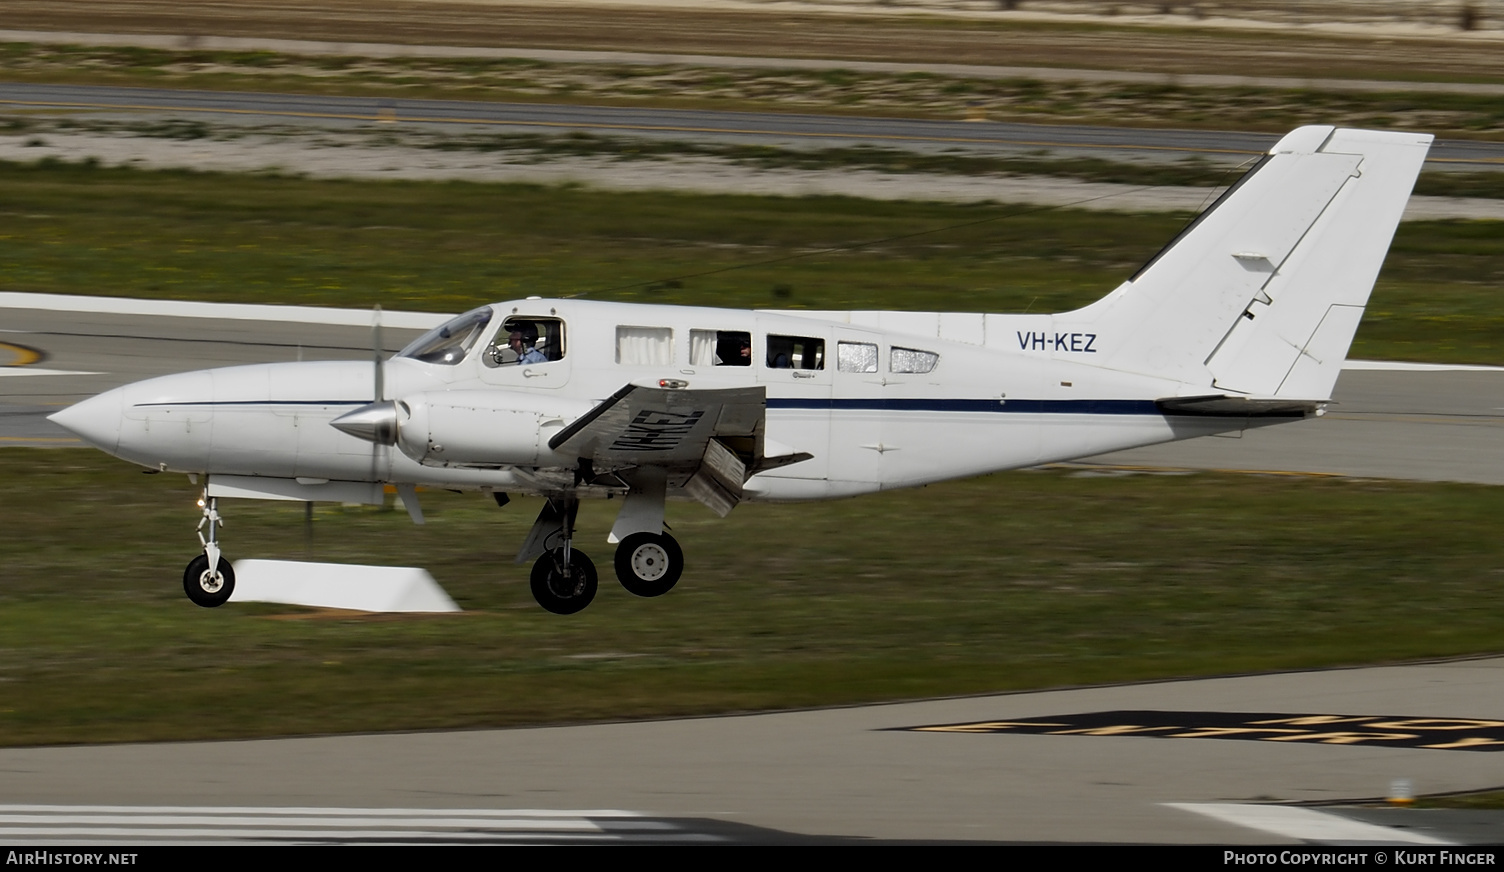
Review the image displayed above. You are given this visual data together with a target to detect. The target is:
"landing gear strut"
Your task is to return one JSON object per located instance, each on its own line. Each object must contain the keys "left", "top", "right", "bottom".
{"left": 527, "top": 497, "right": 597, "bottom": 614}
{"left": 184, "top": 490, "right": 235, "bottom": 608}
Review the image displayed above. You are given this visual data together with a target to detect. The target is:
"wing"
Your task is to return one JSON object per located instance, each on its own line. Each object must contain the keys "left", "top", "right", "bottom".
{"left": 548, "top": 383, "right": 812, "bottom": 515}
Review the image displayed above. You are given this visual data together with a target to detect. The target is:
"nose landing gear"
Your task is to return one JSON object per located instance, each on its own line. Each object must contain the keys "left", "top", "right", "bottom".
{"left": 184, "top": 489, "right": 234, "bottom": 608}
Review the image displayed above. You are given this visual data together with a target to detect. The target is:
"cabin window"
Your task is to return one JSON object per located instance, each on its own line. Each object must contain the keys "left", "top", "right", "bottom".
{"left": 890, "top": 346, "right": 938, "bottom": 374}
{"left": 766, "top": 334, "right": 824, "bottom": 370}
{"left": 485, "top": 317, "right": 565, "bottom": 367}
{"left": 616, "top": 325, "right": 673, "bottom": 366}
{"left": 691, "top": 330, "right": 751, "bottom": 367}
{"left": 399, "top": 306, "right": 493, "bottom": 366}
{"left": 837, "top": 341, "right": 878, "bottom": 373}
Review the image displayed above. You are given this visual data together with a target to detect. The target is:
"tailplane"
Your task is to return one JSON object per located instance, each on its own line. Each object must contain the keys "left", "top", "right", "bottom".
{"left": 1062, "top": 126, "right": 1432, "bottom": 399}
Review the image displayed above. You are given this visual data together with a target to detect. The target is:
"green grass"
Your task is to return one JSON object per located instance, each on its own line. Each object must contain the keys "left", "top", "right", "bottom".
{"left": 1416, "top": 791, "right": 1504, "bottom": 810}
{"left": 0, "top": 160, "right": 1500, "bottom": 363}
{"left": 418, "top": 132, "right": 1254, "bottom": 187}
{"left": 1415, "top": 172, "right": 1504, "bottom": 200}
{"left": 4, "top": 451, "right": 1504, "bottom": 746}
{"left": 0, "top": 158, "right": 1196, "bottom": 315}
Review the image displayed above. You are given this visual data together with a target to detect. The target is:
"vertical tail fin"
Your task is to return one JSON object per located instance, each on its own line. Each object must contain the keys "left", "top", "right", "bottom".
{"left": 1063, "top": 126, "right": 1432, "bottom": 399}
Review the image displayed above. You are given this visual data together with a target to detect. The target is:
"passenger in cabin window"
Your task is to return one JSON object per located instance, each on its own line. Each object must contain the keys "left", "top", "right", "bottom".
{"left": 711, "top": 332, "right": 751, "bottom": 366}
{"left": 509, "top": 324, "right": 548, "bottom": 365}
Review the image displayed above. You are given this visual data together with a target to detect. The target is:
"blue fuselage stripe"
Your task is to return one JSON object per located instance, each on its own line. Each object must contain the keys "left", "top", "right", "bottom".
{"left": 138, "top": 398, "right": 1202, "bottom": 416}
{"left": 767, "top": 398, "right": 1163, "bottom": 415}
{"left": 134, "top": 400, "right": 367, "bottom": 407}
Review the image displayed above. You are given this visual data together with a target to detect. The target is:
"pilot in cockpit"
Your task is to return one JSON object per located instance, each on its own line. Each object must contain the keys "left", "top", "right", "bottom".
{"left": 507, "top": 323, "right": 548, "bottom": 365}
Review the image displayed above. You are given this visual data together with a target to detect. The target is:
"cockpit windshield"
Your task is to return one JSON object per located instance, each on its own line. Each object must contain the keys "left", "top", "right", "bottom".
{"left": 398, "top": 306, "right": 494, "bottom": 365}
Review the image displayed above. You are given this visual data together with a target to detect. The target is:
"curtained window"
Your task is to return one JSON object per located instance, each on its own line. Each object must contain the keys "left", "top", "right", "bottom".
{"left": 616, "top": 325, "right": 674, "bottom": 366}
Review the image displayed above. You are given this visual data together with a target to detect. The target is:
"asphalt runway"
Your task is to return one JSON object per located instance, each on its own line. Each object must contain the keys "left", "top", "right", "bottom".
{"left": 4, "top": 81, "right": 1504, "bottom": 167}
{"left": 1096, "top": 364, "right": 1504, "bottom": 486}
{"left": 5, "top": 658, "right": 1504, "bottom": 844}
{"left": 3, "top": 298, "right": 1501, "bottom": 486}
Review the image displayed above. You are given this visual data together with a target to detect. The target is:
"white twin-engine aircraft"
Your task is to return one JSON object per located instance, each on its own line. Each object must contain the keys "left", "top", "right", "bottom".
{"left": 51, "top": 126, "right": 1432, "bottom": 614}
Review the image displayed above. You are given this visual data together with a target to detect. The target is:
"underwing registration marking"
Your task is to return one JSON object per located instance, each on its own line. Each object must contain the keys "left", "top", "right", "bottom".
{"left": 609, "top": 409, "right": 705, "bottom": 452}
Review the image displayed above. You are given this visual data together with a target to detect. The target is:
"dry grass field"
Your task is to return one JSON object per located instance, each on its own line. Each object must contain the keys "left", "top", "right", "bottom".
{"left": 4, "top": 0, "right": 1504, "bottom": 83}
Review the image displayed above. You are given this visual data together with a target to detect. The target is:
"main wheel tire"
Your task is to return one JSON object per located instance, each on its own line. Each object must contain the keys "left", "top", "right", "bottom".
{"left": 614, "top": 532, "right": 684, "bottom": 598}
{"left": 530, "top": 548, "right": 598, "bottom": 615}
{"left": 183, "top": 554, "right": 235, "bottom": 608}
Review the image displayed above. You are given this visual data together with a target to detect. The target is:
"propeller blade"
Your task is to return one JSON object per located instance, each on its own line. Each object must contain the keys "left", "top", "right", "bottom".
{"left": 373, "top": 304, "right": 385, "bottom": 402}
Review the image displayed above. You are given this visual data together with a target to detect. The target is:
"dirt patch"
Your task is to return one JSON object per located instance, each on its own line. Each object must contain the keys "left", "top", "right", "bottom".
{"left": 5, "top": 125, "right": 1500, "bottom": 220}
{"left": 5, "top": 0, "right": 1503, "bottom": 82}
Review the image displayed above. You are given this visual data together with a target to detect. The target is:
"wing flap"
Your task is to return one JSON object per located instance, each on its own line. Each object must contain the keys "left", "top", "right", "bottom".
{"left": 551, "top": 384, "right": 808, "bottom": 513}
{"left": 550, "top": 383, "right": 766, "bottom": 465}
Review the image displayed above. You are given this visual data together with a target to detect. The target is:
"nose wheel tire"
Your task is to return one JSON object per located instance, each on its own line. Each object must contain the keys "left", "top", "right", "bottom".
{"left": 183, "top": 554, "right": 235, "bottom": 608}
{"left": 530, "top": 548, "right": 598, "bottom": 615}
{"left": 614, "top": 532, "right": 684, "bottom": 598}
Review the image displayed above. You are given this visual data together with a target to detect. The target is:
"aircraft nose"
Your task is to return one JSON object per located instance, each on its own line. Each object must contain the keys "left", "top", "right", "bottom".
{"left": 48, "top": 388, "right": 123, "bottom": 453}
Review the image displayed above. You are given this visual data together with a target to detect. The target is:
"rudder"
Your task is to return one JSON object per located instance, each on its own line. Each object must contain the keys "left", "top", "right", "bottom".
{"left": 1060, "top": 126, "right": 1432, "bottom": 399}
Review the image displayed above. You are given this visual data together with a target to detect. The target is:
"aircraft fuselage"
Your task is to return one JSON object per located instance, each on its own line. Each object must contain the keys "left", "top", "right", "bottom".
{"left": 55, "top": 298, "right": 1235, "bottom": 503}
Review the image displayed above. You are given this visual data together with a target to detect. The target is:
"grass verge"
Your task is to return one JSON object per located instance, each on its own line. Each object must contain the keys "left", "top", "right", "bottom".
{"left": 3, "top": 450, "right": 1504, "bottom": 746}
{"left": 1416, "top": 791, "right": 1504, "bottom": 810}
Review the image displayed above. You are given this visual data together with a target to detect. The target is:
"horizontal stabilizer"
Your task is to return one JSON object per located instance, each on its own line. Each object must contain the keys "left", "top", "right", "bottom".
{"left": 1156, "top": 395, "right": 1322, "bottom": 418}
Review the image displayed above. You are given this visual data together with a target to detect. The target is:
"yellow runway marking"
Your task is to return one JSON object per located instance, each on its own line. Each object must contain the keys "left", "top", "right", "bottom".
{"left": 0, "top": 341, "right": 44, "bottom": 367}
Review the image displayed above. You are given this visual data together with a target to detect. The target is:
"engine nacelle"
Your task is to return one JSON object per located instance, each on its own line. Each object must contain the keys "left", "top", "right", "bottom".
{"left": 395, "top": 391, "right": 593, "bottom": 468}
{"left": 331, "top": 391, "right": 593, "bottom": 469}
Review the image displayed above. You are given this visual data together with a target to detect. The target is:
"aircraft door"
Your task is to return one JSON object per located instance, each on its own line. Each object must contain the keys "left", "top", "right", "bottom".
{"left": 757, "top": 328, "right": 832, "bottom": 482}
{"left": 478, "top": 315, "right": 572, "bottom": 390}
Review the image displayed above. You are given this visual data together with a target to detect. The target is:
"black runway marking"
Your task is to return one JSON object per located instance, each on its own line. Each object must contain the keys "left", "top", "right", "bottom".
{"left": 900, "top": 711, "right": 1504, "bottom": 751}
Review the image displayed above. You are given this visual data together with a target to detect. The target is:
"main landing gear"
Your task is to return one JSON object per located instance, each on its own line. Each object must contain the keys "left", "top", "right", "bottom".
{"left": 614, "top": 532, "right": 683, "bottom": 598}
{"left": 523, "top": 497, "right": 598, "bottom": 615}
{"left": 518, "top": 495, "right": 687, "bottom": 614}
{"left": 530, "top": 548, "right": 598, "bottom": 615}
{"left": 184, "top": 490, "right": 235, "bottom": 608}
